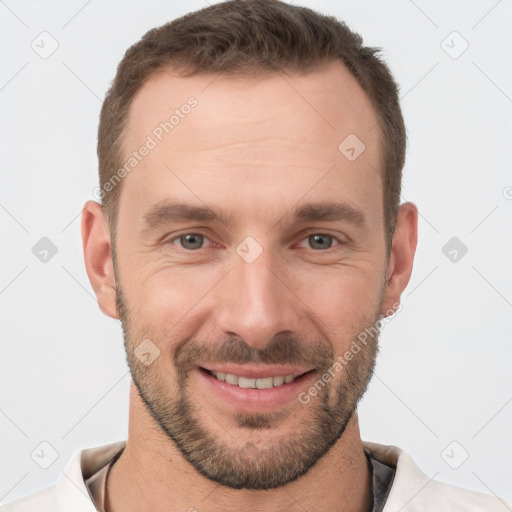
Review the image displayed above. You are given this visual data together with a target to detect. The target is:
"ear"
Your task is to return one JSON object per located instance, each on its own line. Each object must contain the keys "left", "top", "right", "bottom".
{"left": 81, "top": 200, "right": 119, "bottom": 319}
{"left": 380, "top": 202, "right": 418, "bottom": 317}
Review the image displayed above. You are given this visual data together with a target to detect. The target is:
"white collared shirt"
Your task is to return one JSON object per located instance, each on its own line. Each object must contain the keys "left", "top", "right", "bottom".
{"left": 1, "top": 440, "right": 509, "bottom": 511}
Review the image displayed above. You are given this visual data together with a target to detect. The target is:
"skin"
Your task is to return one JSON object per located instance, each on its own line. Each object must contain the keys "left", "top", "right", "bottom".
{"left": 82, "top": 60, "right": 418, "bottom": 512}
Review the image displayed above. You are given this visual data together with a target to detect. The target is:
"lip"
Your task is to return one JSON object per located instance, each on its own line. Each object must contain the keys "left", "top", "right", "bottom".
{"left": 196, "top": 366, "right": 315, "bottom": 413}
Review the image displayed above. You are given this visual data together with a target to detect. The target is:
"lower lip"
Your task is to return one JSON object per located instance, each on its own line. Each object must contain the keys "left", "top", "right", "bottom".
{"left": 196, "top": 368, "right": 314, "bottom": 413}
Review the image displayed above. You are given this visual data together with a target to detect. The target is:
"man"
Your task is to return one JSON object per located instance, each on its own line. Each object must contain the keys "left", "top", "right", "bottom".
{"left": 2, "top": 1, "right": 509, "bottom": 511}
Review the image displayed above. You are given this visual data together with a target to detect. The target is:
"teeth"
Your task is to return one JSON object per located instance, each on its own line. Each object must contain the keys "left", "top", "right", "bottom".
{"left": 211, "top": 371, "right": 297, "bottom": 388}
{"left": 225, "top": 373, "right": 238, "bottom": 385}
{"left": 273, "top": 376, "right": 284, "bottom": 386}
{"left": 256, "top": 377, "right": 274, "bottom": 389}
{"left": 238, "top": 376, "right": 256, "bottom": 388}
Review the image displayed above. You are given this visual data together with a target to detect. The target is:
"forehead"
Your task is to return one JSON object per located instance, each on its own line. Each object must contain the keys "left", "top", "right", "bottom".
{"left": 118, "top": 61, "right": 383, "bottom": 231}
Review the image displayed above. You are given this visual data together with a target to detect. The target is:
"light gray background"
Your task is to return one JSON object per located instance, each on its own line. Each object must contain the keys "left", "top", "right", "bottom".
{"left": 1, "top": 0, "right": 511, "bottom": 505}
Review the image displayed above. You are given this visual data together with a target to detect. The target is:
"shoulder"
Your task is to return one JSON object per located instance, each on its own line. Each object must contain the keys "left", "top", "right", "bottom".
{"left": 0, "top": 441, "right": 126, "bottom": 512}
{"left": 0, "top": 485, "right": 57, "bottom": 512}
{"left": 363, "top": 441, "right": 511, "bottom": 511}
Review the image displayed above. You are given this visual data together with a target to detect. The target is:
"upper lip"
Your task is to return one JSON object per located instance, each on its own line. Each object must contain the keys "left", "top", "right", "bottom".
{"left": 200, "top": 364, "right": 313, "bottom": 379}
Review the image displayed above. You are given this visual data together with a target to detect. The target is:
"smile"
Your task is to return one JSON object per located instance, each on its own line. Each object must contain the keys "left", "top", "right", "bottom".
{"left": 197, "top": 365, "right": 315, "bottom": 413}
{"left": 208, "top": 371, "right": 296, "bottom": 389}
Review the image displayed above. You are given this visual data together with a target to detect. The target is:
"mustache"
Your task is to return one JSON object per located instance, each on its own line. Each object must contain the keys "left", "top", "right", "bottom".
{"left": 174, "top": 332, "right": 335, "bottom": 374}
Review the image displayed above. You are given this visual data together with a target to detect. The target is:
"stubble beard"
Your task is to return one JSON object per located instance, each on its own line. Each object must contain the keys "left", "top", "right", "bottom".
{"left": 115, "top": 283, "right": 382, "bottom": 490}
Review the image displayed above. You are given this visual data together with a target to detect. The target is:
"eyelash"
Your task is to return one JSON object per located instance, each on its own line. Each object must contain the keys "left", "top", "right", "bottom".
{"left": 165, "top": 230, "right": 346, "bottom": 252}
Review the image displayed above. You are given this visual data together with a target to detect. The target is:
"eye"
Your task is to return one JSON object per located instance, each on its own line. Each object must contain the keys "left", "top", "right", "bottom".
{"left": 170, "top": 232, "right": 212, "bottom": 251}
{"left": 165, "top": 231, "right": 345, "bottom": 252}
{"left": 298, "top": 233, "right": 342, "bottom": 251}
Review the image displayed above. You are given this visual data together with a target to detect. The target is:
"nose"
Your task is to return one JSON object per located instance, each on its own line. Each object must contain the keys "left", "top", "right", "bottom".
{"left": 215, "top": 245, "right": 302, "bottom": 350}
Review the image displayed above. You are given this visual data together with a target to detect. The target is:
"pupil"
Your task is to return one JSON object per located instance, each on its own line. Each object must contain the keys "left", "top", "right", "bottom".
{"left": 311, "top": 234, "right": 331, "bottom": 249}
{"left": 183, "top": 234, "right": 202, "bottom": 249}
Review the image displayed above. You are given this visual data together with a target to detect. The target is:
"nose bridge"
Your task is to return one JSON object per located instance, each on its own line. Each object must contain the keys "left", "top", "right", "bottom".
{"left": 216, "top": 242, "right": 298, "bottom": 348}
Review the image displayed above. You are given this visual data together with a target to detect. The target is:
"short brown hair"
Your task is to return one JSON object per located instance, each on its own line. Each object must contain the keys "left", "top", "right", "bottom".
{"left": 97, "top": 0, "right": 405, "bottom": 252}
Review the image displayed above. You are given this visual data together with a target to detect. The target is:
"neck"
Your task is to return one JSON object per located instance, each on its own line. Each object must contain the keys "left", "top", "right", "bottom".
{"left": 107, "top": 384, "right": 372, "bottom": 512}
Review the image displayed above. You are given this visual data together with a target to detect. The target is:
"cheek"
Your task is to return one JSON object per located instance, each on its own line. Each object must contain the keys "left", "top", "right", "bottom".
{"left": 294, "top": 265, "right": 383, "bottom": 334}
{"left": 127, "top": 264, "right": 224, "bottom": 337}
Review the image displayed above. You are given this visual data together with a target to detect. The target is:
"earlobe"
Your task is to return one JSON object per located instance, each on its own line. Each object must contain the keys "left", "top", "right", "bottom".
{"left": 381, "top": 202, "right": 418, "bottom": 316}
{"left": 81, "top": 200, "right": 119, "bottom": 319}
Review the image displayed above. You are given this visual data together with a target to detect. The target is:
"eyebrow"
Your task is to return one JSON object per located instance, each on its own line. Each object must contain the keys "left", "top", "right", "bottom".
{"left": 290, "top": 201, "right": 366, "bottom": 227}
{"left": 141, "top": 200, "right": 367, "bottom": 234}
{"left": 142, "top": 202, "right": 234, "bottom": 232}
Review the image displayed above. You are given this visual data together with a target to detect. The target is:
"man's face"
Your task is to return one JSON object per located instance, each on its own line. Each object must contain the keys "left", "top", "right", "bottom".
{"left": 113, "top": 61, "right": 389, "bottom": 489}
